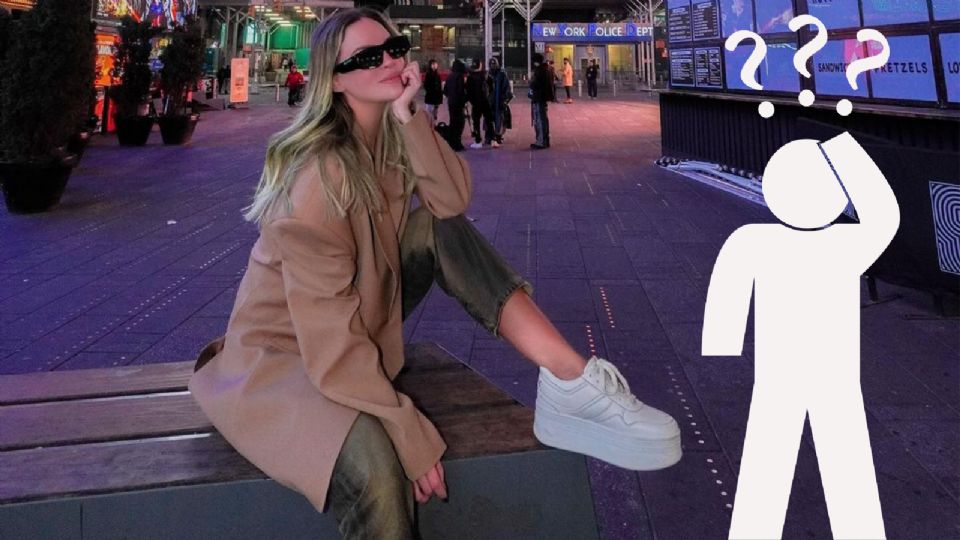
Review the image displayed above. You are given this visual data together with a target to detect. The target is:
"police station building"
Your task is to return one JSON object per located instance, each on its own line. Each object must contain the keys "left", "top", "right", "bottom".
{"left": 532, "top": 22, "right": 654, "bottom": 84}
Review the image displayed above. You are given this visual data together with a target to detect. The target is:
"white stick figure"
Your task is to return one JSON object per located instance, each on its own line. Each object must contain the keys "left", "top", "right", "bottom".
{"left": 702, "top": 132, "right": 898, "bottom": 540}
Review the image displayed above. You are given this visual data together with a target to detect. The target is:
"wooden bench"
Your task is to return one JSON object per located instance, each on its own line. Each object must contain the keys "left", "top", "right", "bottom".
{"left": 0, "top": 343, "right": 598, "bottom": 539}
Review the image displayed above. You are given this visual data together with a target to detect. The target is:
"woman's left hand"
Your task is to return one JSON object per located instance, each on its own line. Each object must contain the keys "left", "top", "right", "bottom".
{"left": 392, "top": 60, "right": 421, "bottom": 124}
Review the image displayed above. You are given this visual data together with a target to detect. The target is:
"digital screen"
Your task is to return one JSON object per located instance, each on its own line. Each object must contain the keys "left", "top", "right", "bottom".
{"left": 868, "top": 35, "right": 937, "bottom": 101}
{"left": 671, "top": 48, "right": 696, "bottom": 86}
{"left": 760, "top": 41, "right": 801, "bottom": 92}
{"left": 723, "top": 43, "right": 756, "bottom": 90}
{"left": 932, "top": 0, "right": 960, "bottom": 21}
{"left": 862, "top": 0, "right": 929, "bottom": 26}
{"left": 695, "top": 47, "right": 723, "bottom": 87}
{"left": 806, "top": 0, "right": 861, "bottom": 30}
{"left": 940, "top": 33, "right": 960, "bottom": 103}
{"left": 755, "top": 0, "right": 794, "bottom": 34}
{"left": 813, "top": 39, "right": 869, "bottom": 97}
{"left": 720, "top": 0, "right": 754, "bottom": 37}
{"left": 668, "top": 0, "right": 693, "bottom": 43}
{"left": 96, "top": 0, "right": 197, "bottom": 28}
{"left": 692, "top": 0, "right": 721, "bottom": 40}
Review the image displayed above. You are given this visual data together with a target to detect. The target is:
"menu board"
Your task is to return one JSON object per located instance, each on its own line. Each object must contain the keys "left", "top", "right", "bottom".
{"left": 806, "top": 0, "right": 861, "bottom": 30}
{"left": 755, "top": 0, "right": 794, "bottom": 34}
{"left": 695, "top": 47, "right": 723, "bottom": 88}
{"left": 670, "top": 48, "right": 696, "bottom": 86}
{"left": 721, "top": 0, "right": 755, "bottom": 37}
{"left": 813, "top": 39, "right": 869, "bottom": 97}
{"left": 941, "top": 33, "right": 960, "bottom": 103}
{"left": 668, "top": 0, "right": 693, "bottom": 43}
{"left": 868, "top": 35, "right": 937, "bottom": 101}
{"left": 761, "top": 41, "right": 801, "bottom": 92}
{"left": 724, "top": 42, "right": 754, "bottom": 90}
{"left": 933, "top": 0, "right": 960, "bottom": 20}
{"left": 692, "top": 0, "right": 720, "bottom": 40}
{"left": 862, "top": 0, "right": 929, "bottom": 26}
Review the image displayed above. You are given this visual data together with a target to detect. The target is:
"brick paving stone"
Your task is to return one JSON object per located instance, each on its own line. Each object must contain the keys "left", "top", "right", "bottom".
{"left": 0, "top": 92, "right": 956, "bottom": 539}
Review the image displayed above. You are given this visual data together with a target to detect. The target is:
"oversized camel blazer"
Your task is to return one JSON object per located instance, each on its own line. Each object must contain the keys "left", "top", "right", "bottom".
{"left": 187, "top": 109, "right": 472, "bottom": 512}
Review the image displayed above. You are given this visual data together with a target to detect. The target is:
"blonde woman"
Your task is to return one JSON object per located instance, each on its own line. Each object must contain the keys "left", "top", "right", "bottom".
{"left": 188, "top": 8, "right": 680, "bottom": 538}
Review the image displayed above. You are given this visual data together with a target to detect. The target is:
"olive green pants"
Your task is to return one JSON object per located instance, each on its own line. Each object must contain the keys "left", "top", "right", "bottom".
{"left": 324, "top": 207, "right": 533, "bottom": 539}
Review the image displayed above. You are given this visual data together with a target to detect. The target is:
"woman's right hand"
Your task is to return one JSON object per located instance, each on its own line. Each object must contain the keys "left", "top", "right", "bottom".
{"left": 412, "top": 461, "right": 447, "bottom": 503}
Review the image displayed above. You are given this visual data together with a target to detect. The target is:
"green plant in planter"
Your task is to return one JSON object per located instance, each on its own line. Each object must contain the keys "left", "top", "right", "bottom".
{"left": 0, "top": 0, "right": 94, "bottom": 164}
{"left": 0, "top": 0, "right": 95, "bottom": 213}
{"left": 111, "top": 16, "right": 161, "bottom": 146}
{"left": 158, "top": 16, "right": 204, "bottom": 145}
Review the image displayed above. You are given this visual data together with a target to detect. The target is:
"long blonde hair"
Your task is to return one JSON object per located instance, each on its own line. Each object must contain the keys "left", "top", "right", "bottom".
{"left": 244, "top": 8, "right": 415, "bottom": 224}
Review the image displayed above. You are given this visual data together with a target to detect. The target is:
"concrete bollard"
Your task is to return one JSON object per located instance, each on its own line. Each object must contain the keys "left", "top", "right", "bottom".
{"left": 578, "top": 79, "right": 582, "bottom": 97}
{"left": 613, "top": 79, "right": 617, "bottom": 97}
{"left": 276, "top": 83, "right": 280, "bottom": 102}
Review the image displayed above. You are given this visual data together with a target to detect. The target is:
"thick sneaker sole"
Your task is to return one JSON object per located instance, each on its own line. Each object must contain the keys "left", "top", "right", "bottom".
{"left": 533, "top": 406, "right": 682, "bottom": 471}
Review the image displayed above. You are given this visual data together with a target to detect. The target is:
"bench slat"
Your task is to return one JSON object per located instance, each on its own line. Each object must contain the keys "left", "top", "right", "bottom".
{"left": 1, "top": 370, "right": 516, "bottom": 451}
{"left": 0, "top": 392, "right": 209, "bottom": 451}
{"left": 0, "top": 403, "right": 539, "bottom": 504}
{"left": 0, "top": 433, "right": 263, "bottom": 504}
{"left": 0, "top": 362, "right": 193, "bottom": 406}
{"left": 0, "top": 343, "right": 462, "bottom": 406}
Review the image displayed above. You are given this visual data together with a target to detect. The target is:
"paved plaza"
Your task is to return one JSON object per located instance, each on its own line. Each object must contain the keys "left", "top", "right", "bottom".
{"left": 1, "top": 90, "right": 957, "bottom": 539}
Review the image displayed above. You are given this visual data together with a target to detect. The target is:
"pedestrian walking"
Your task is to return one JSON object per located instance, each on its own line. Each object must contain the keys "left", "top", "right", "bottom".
{"left": 562, "top": 58, "right": 574, "bottom": 103}
{"left": 466, "top": 59, "right": 492, "bottom": 149}
{"left": 486, "top": 57, "right": 512, "bottom": 148}
{"left": 586, "top": 58, "right": 599, "bottom": 99}
{"left": 285, "top": 64, "right": 305, "bottom": 107}
{"left": 423, "top": 59, "right": 443, "bottom": 125}
{"left": 443, "top": 59, "right": 467, "bottom": 151}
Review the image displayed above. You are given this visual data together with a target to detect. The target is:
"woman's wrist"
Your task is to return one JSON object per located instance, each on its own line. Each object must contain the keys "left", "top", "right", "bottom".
{"left": 393, "top": 102, "right": 416, "bottom": 125}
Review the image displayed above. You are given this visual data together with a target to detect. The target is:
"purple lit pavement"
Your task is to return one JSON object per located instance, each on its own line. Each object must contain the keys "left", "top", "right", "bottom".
{"left": 1, "top": 88, "right": 957, "bottom": 539}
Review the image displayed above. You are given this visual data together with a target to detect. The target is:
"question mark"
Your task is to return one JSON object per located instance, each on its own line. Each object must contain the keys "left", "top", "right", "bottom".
{"left": 835, "top": 29, "right": 891, "bottom": 116}
{"left": 725, "top": 30, "right": 773, "bottom": 118}
{"left": 788, "top": 14, "right": 827, "bottom": 108}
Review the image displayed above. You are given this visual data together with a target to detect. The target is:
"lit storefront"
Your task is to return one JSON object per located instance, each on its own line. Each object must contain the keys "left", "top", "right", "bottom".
{"left": 532, "top": 22, "right": 653, "bottom": 83}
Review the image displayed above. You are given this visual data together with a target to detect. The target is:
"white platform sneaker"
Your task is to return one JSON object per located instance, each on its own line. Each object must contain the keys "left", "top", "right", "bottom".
{"left": 534, "top": 355, "right": 682, "bottom": 471}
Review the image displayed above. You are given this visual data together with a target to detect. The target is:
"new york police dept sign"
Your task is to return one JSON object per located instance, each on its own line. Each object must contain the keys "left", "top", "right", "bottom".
{"left": 532, "top": 23, "right": 654, "bottom": 43}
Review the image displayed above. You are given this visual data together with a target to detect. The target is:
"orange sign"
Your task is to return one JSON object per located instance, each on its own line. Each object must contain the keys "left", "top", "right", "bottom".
{"left": 0, "top": 0, "right": 34, "bottom": 9}
{"left": 230, "top": 57, "right": 249, "bottom": 103}
{"left": 94, "top": 34, "right": 118, "bottom": 87}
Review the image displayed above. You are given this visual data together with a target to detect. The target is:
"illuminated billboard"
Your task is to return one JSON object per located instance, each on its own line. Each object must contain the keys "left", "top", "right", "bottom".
{"left": 95, "top": 0, "right": 197, "bottom": 28}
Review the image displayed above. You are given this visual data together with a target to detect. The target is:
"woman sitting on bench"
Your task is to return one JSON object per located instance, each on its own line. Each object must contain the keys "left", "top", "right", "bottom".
{"left": 188, "top": 8, "right": 681, "bottom": 539}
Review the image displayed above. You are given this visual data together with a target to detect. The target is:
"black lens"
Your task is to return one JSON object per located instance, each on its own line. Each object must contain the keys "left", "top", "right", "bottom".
{"left": 384, "top": 35, "right": 411, "bottom": 59}
{"left": 356, "top": 50, "right": 383, "bottom": 69}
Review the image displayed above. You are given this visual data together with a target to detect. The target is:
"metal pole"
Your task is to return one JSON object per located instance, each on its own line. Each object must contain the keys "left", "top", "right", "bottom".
{"left": 501, "top": 10, "right": 505, "bottom": 66}
{"left": 484, "top": 0, "right": 491, "bottom": 68}
{"left": 526, "top": 0, "right": 531, "bottom": 79}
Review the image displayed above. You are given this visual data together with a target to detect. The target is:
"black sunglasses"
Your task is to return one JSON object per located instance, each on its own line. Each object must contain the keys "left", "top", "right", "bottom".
{"left": 334, "top": 35, "right": 411, "bottom": 74}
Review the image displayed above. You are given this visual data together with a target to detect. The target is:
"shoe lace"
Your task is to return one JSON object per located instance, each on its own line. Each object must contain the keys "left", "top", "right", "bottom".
{"left": 590, "top": 357, "right": 641, "bottom": 408}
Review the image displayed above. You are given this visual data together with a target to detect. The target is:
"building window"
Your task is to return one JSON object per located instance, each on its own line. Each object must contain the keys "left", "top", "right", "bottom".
{"left": 402, "top": 25, "right": 422, "bottom": 49}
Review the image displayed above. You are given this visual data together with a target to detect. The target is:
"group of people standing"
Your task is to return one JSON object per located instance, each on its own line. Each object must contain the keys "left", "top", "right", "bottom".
{"left": 422, "top": 55, "right": 601, "bottom": 151}
{"left": 422, "top": 58, "right": 513, "bottom": 152}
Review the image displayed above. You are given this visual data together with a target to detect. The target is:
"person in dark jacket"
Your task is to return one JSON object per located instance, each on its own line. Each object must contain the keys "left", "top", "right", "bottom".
{"left": 529, "top": 53, "right": 551, "bottom": 149}
{"left": 466, "top": 59, "right": 492, "bottom": 149}
{"left": 443, "top": 59, "right": 468, "bottom": 151}
{"left": 586, "top": 58, "right": 599, "bottom": 99}
{"left": 486, "top": 57, "right": 512, "bottom": 147}
{"left": 423, "top": 59, "right": 443, "bottom": 125}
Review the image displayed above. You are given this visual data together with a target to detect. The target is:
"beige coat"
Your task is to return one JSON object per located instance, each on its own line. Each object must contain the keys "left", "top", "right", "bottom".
{"left": 562, "top": 63, "right": 573, "bottom": 87}
{"left": 188, "top": 109, "right": 472, "bottom": 512}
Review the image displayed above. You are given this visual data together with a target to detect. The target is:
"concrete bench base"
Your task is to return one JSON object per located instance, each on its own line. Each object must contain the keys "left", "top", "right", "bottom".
{"left": 0, "top": 449, "right": 597, "bottom": 540}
